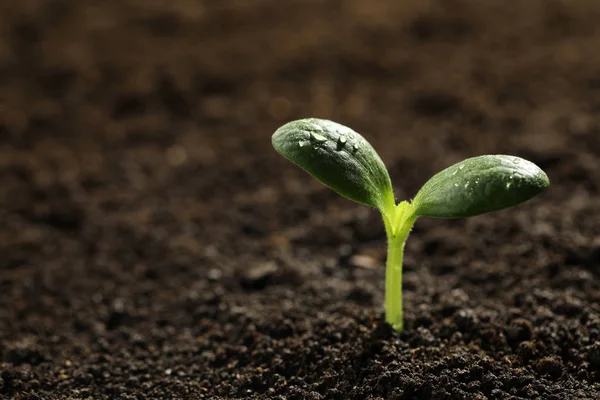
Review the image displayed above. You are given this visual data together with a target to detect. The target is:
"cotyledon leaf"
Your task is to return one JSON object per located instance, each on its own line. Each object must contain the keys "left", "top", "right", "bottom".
{"left": 412, "top": 155, "right": 550, "bottom": 218}
{"left": 272, "top": 118, "right": 394, "bottom": 211}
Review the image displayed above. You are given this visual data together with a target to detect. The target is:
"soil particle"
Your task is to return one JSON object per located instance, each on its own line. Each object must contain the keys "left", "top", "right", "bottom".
{"left": 587, "top": 342, "right": 600, "bottom": 367}
{"left": 2, "top": 338, "right": 45, "bottom": 366}
{"left": 507, "top": 318, "right": 534, "bottom": 344}
{"left": 348, "top": 254, "right": 379, "bottom": 270}
{"left": 517, "top": 341, "right": 537, "bottom": 362}
{"left": 241, "top": 262, "right": 279, "bottom": 290}
{"left": 453, "top": 309, "right": 479, "bottom": 332}
{"left": 535, "top": 356, "right": 565, "bottom": 381}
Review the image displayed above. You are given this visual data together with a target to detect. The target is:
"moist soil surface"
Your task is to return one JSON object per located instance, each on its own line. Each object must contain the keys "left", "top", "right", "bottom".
{"left": 1, "top": 1, "right": 600, "bottom": 399}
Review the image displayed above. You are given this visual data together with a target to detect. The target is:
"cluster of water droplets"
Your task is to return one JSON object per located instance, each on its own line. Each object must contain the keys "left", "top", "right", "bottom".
{"left": 337, "top": 130, "right": 365, "bottom": 153}
{"left": 297, "top": 123, "right": 364, "bottom": 154}
{"left": 452, "top": 164, "right": 466, "bottom": 188}
{"left": 448, "top": 157, "right": 525, "bottom": 196}
{"left": 297, "top": 123, "right": 323, "bottom": 148}
{"left": 505, "top": 158, "right": 522, "bottom": 189}
{"left": 450, "top": 164, "right": 475, "bottom": 194}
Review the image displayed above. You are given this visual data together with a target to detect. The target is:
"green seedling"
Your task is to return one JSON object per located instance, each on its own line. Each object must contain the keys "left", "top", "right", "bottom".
{"left": 272, "top": 118, "right": 550, "bottom": 331}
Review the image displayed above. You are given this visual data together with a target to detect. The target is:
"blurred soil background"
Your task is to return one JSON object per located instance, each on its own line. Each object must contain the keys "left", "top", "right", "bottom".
{"left": 1, "top": 0, "right": 600, "bottom": 399}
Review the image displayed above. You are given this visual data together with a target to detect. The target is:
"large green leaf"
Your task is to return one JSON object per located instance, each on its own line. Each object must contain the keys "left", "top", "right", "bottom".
{"left": 412, "top": 155, "right": 550, "bottom": 218}
{"left": 272, "top": 118, "right": 394, "bottom": 211}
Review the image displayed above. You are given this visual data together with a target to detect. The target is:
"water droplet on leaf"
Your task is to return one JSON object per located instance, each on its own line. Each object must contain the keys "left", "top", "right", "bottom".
{"left": 310, "top": 132, "right": 328, "bottom": 142}
{"left": 309, "top": 123, "right": 324, "bottom": 132}
{"left": 298, "top": 140, "right": 307, "bottom": 147}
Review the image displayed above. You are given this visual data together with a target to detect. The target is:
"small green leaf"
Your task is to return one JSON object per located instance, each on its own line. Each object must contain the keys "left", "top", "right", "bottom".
{"left": 412, "top": 155, "right": 550, "bottom": 218}
{"left": 272, "top": 118, "right": 394, "bottom": 210}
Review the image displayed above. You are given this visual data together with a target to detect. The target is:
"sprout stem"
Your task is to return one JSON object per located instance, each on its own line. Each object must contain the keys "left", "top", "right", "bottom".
{"left": 383, "top": 201, "right": 417, "bottom": 331}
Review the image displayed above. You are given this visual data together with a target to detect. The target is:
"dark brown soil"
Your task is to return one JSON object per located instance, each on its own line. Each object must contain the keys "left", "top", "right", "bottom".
{"left": 1, "top": 1, "right": 600, "bottom": 399}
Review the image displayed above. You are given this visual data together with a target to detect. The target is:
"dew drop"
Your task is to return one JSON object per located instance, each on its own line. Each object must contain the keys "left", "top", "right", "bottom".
{"left": 464, "top": 182, "right": 470, "bottom": 188}
{"left": 338, "top": 135, "right": 347, "bottom": 145}
{"left": 310, "top": 132, "right": 328, "bottom": 142}
{"left": 352, "top": 144, "right": 359, "bottom": 152}
{"left": 298, "top": 140, "right": 307, "bottom": 148}
{"left": 459, "top": 164, "right": 465, "bottom": 169}
{"left": 512, "top": 158, "right": 520, "bottom": 164}
{"left": 309, "top": 123, "right": 324, "bottom": 132}
{"left": 506, "top": 182, "right": 512, "bottom": 189}
{"left": 454, "top": 183, "right": 459, "bottom": 187}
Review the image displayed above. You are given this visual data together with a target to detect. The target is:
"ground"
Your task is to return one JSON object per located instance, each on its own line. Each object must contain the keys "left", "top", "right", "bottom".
{"left": 1, "top": 1, "right": 600, "bottom": 399}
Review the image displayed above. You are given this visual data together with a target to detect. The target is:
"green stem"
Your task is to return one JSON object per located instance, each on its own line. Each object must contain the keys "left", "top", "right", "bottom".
{"left": 383, "top": 201, "right": 417, "bottom": 331}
